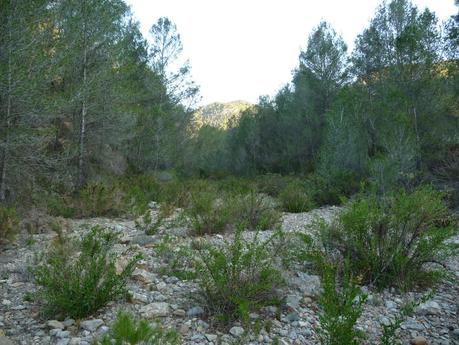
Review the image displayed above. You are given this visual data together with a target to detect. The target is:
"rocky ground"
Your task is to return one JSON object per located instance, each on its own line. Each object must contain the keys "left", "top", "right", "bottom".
{"left": 0, "top": 205, "right": 458, "bottom": 345}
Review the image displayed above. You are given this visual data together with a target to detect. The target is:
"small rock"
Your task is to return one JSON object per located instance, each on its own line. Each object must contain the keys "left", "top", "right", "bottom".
{"left": 410, "top": 336, "right": 427, "bottom": 345}
{"left": 63, "top": 319, "right": 75, "bottom": 328}
{"left": 69, "top": 338, "right": 81, "bottom": 345}
{"left": 47, "top": 320, "right": 65, "bottom": 330}
{"left": 187, "top": 306, "right": 205, "bottom": 317}
{"left": 140, "top": 302, "right": 170, "bottom": 318}
{"left": 56, "top": 330, "right": 70, "bottom": 338}
{"left": 1, "top": 300, "right": 11, "bottom": 307}
{"left": 229, "top": 326, "right": 245, "bottom": 337}
{"left": 0, "top": 336, "right": 14, "bottom": 345}
{"left": 417, "top": 300, "right": 441, "bottom": 315}
{"left": 56, "top": 339, "right": 70, "bottom": 345}
{"left": 173, "top": 309, "right": 186, "bottom": 317}
{"left": 285, "top": 294, "right": 301, "bottom": 310}
{"left": 80, "top": 319, "right": 104, "bottom": 332}
{"left": 205, "top": 334, "right": 218, "bottom": 342}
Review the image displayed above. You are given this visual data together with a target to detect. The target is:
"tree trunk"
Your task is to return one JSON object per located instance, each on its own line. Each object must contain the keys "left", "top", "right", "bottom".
{"left": 77, "top": 1, "right": 88, "bottom": 188}
{"left": 0, "top": 10, "right": 12, "bottom": 201}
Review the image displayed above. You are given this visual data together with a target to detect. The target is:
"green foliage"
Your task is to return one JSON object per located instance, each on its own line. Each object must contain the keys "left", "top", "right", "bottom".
{"left": 0, "top": 205, "right": 19, "bottom": 242}
{"left": 193, "top": 227, "right": 284, "bottom": 322}
{"left": 308, "top": 172, "right": 361, "bottom": 206}
{"left": 231, "top": 191, "right": 280, "bottom": 230}
{"left": 33, "top": 226, "right": 141, "bottom": 318}
{"left": 78, "top": 181, "right": 126, "bottom": 217}
{"left": 186, "top": 185, "right": 232, "bottom": 235}
{"left": 254, "top": 174, "right": 290, "bottom": 197}
{"left": 279, "top": 180, "right": 315, "bottom": 212}
{"left": 185, "top": 185, "right": 280, "bottom": 235}
{"left": 96, "top": 310, "right": 179, "bottom": 345}
{"left": 380, "top": 293, "right": 432, "bottom": 345}
{"left": 320, "top": 186, "right": 458, "bottom": 289}
{"left": 317, "top": 264, "right": 366, "bottom": 345}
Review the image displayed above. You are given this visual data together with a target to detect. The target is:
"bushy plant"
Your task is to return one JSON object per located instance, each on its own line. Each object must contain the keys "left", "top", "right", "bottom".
{"left": 307, "top": 172, "right": 360, "bottom": 206}
{"left": 120, "top": 175, "right": 161, "bottom": 215}
{"left": 279, "top": 180, "right": 315, "bottom": 213}
{"left": 319, "top": 186, "right": 458, "bottom": 289}
{"left": 0, "top": 205, "right": 19, "bottom": 242}
{"left": 254, "top": 174, "right": 290, "bottom": 197}
{"left": 318, "top": 263, "right": 366, "bottom": 345}
{"left": 186, "top": 186, "right": 232, "bottom": 235}
{"left": 232, "top": 191, "right": 280, "bottom": 230}
{"left": 78, "top": 181, "right": 126, "bottom": 217}
{"left": 193, "top": 226, "right": 284, "bottom": 322}
{"left": 33, "top": 226, "right": 141, "bottom": 318}
{"left": 96, "top": 310, "right": 179, "bottom": 345}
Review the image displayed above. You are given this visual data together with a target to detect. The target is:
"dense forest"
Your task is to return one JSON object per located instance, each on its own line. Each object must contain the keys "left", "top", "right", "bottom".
{"left": 1, "top": 1, "right": 459, "bottom": 345}
{"left": 0, "top": 0, "right": 458, "bottom": 205}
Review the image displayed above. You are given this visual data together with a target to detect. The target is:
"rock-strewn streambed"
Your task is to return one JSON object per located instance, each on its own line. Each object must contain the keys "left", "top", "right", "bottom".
{"left": 0, "top": 206, "right": 458, "bottom": 345}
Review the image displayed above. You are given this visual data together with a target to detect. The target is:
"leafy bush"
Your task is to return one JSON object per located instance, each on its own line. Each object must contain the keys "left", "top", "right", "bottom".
{"left": 96, "top": 310, "right": 179, "bottom": 345}
{"left": 217, "top": 176, "right": 254, "bottom": 196}
{"left": 307, "top": 172, "right": 360, "bottom": 206}
{"left": 279, "top": 180, "right": 315, "bottom": 213}
{"left": 78, "top": 181, "right": 126, "bottom": 217}
{"left": 46, "top": 195, "right": 77, "bottom": 218}
{"left": 33, "top": 226, "right": 140, "bottom": 318}
{"left": 319, "top": 186, "right": 458, "bottom": 289}
{"left": 254, "top": 174, "right": 290, "bottom": 197}
{"left": 0, "top": 205, "right": 19, "bottom": 242}
{"left": 231, "top": 191, "right": 280, "bottom": 230}
{"left": 186, "top": 185, "right": 232, "bottom": 235}
{"left": 120, "top": 175, "right": 161, "bottom": 215}
{"left": 318, "top": 263, "right": 366, "bottom": 345}
{"left": 193, "top": 227, "right": 284, "bottom": 322}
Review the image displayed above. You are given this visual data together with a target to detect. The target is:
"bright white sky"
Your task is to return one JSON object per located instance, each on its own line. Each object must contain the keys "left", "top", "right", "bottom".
{"left": 126, "top": 0, "right": 457, "bottom": 105}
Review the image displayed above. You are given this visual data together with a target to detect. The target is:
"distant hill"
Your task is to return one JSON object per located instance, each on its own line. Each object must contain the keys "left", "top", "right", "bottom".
{"left": 193, "top": 101, "right": 254, "bottom": 129}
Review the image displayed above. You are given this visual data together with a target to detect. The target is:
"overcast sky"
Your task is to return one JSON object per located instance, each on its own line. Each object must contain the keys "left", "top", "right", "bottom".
{"left": 125, "top": 0, "right": 457, "bottom": 105}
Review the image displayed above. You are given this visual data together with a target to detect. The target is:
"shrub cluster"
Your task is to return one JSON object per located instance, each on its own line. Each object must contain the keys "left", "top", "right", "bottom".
{"left": 186, "top": 187, "right": 280, "bottom": 235}
{"left": 33, "top": 225, "right": 141, "bottom": 318}
{"left": 317, "top": 186, "right": 458, "bottom": 290}
{"left": 192, "top": 227, "right": 284, "bottom": 322}
{"left": 96, "top": 310, "right": 179, "bottom": 345}
{"left": 0, "top": 205, "right": 19, "bottom": 242}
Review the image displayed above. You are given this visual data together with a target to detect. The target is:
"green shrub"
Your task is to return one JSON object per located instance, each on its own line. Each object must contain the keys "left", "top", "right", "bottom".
{"left": 0, "top": 205, "right": 19, "bottom": 242}
{"left": 231, "top": 191, "right": 280, "bottom": 230}
{"left": 186, "top": 186, "right": 232, "bottom": 235}
{"left": 279, "top": 180, "right": 315, "bottom": 213}
{"left": 46, "top": 195, "right": 77, "bottom": 218}
{"left": 254, "top": 174, "right": 290, "bottom": 197}
{"left": 307, "top": 172, "right": 360, "bottom": 206}
{"left": 120, "top": 175, "right": 161, "bottom": 215}
{"left": 318, "top": 263, "right": 366, "bottom": 345}
{"left": 319, "top": 186, "right": 458, "bottom": 290}
{"left": 217, "top": 176, "right": 254, "bottom": 195}
{"left": 96, "top": 310, "right": 179, "bottom": 345}
{"left": 193, "top": 227, "right": 284, "bottom": 322}
{"left": 186, "top": 186, "right": 280, "bottom": 235}
{"left": 33, "top": 226, "right": 141, "bottom": 318}
{"left": 78, "top": 181, "right": 126, "bottom": 217}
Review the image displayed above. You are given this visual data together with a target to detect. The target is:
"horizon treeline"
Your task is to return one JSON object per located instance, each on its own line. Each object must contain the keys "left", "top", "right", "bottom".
{"left": 1, "top": 0, "right": 458, "bottom": 207}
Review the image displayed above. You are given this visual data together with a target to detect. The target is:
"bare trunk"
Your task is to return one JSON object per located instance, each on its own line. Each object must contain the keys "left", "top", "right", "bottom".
{"left": 77, "top": 2, "right": 88, "bottom": 188}
{"left": 0, "top": 11, "right": 12, "bottom": 201}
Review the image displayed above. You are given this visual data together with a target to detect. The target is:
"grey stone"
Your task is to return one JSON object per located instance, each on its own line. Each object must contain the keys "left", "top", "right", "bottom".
{"left": 47, "top": 320, "right": 65, "bottom": 330}
{"left": 80, "top": 319, "right": 104, "bottom": 332}
{"left": 140, "top": 302, "right": 170, "bottom": 318}
{"left": 0, "top": 336, "right": 15, "bottom": 345}
{"left": 289, "top": 272, "right": 321, "bottom": 297}
{"left": 229, "top": 326, "right": 245, "bottom": 337}
{"left": 187, "top": 306, "right": 205, "bottom": 317}
{"left": 417, "top": 300, "right": 441, "bottom": 315}
{"left": 285, "top": 294, "right": 301, "bottom": 309}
